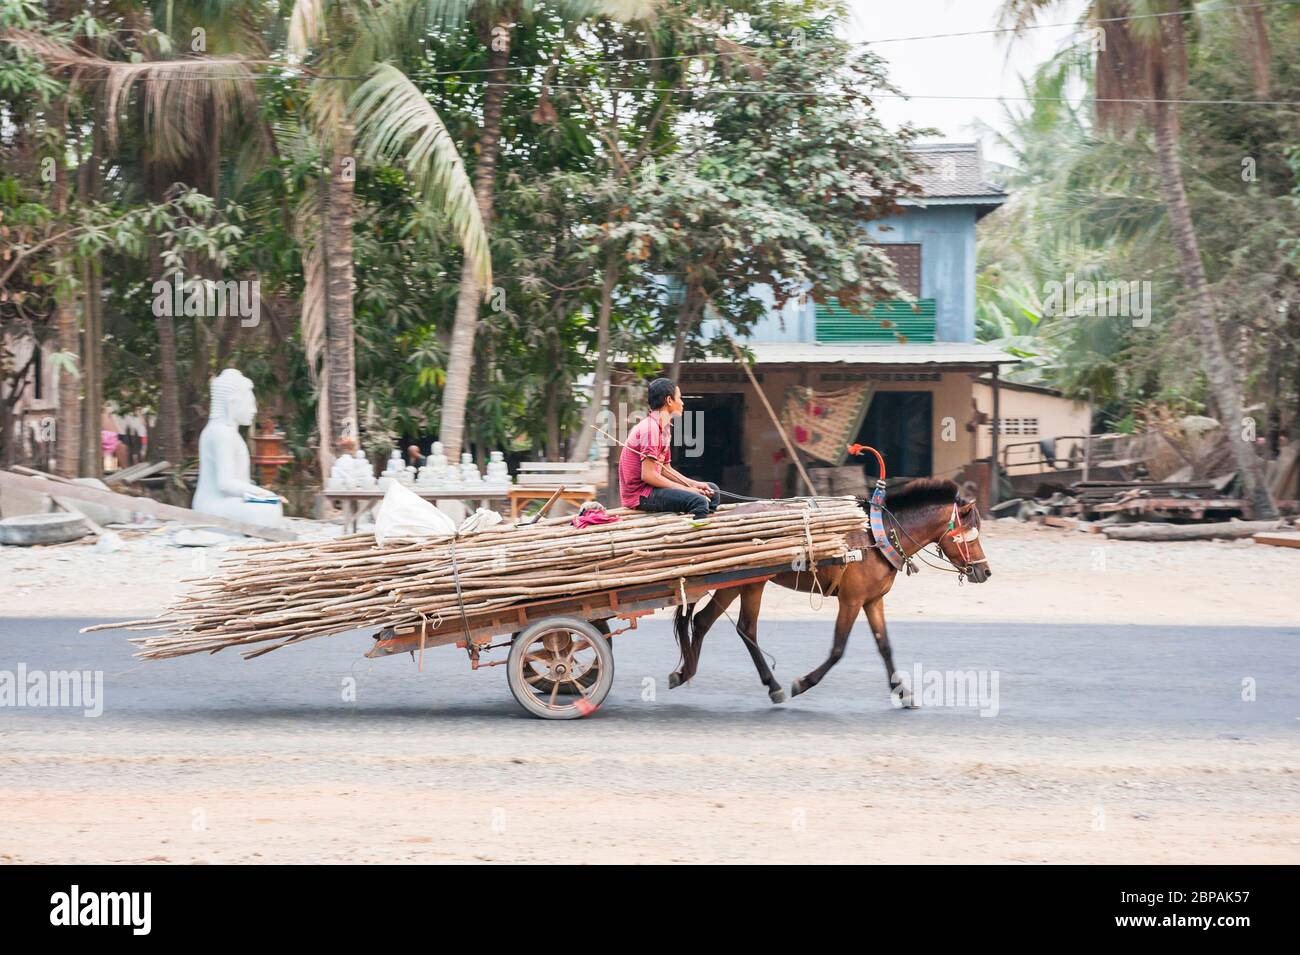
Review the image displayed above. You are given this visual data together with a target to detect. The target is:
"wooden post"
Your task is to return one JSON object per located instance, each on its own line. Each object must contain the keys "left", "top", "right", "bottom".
{"left": 723, "top": 335, "right": 815, "bottom": 496}
{"left": 990, "top": 364, "right": 1001, "bottom": 506}
{"left": 1083, "top": 393, "right": 1094, "bottom": 483}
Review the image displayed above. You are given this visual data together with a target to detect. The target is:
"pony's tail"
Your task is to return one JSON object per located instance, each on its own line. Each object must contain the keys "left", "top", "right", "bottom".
{"left": 673, "top": 602, "right": 696, "bottom": 680}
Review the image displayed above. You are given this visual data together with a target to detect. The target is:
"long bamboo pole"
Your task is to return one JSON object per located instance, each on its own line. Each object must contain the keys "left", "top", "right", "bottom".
{"left": 721, "top": 333, "right": 816, "bottom": 496}
{"left": 86, "top": 499, "right": 866, "bottom": 660}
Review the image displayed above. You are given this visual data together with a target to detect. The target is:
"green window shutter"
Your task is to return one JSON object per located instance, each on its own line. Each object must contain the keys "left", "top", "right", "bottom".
{"left": 814, "top": 299, "right": 936, "bottom": 343}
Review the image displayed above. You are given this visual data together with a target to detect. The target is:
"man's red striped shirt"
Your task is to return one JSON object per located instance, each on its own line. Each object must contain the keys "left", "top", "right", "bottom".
{"left": 618, "top": 414, "right": 671, "bottom": 508}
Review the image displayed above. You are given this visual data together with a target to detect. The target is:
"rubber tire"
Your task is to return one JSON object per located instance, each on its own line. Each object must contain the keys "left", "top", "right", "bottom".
{"left": 507, "top": 616, "right": 615, "bottom": 720}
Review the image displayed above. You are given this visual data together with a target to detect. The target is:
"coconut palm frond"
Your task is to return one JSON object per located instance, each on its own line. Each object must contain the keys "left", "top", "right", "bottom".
{"left": 349, "top": 62, "right": 491, "bottom": 289}
{"left": 351, "top": 0, "right": 474, "bottom": 67}
{"left": 268, "top": 118, "right": 321, "bottom": 168}
{"left": 301, "top": 242, "right": 328, "bottom": 385}
{"left": 294, "top": 190, "right": 327, "bottom": 386}
{"left": 2, "top": 30, "right": 258, "bottom": 163}
{"left": 288, "top": 0, "right": 327, "bottom": 58}
{"left": 291, "top": 185, "right": 333, "bottom": 476}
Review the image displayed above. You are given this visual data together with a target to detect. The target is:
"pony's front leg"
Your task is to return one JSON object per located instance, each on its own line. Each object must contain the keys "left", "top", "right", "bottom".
{"left": 865, "top": 599, "right": 914, "bottom": 708}
{"left": 790, "top": 594, "right": 858, "bottom": 698}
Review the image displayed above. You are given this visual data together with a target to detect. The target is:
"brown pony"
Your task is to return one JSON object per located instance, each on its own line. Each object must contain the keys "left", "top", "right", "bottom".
{"left": 668, "top": 479, "right": 991, "bottom": 706}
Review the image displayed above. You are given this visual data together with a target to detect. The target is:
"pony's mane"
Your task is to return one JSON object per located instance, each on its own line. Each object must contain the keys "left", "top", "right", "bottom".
{"left": 865, "top": 478, "right": 962, "bottom": 513}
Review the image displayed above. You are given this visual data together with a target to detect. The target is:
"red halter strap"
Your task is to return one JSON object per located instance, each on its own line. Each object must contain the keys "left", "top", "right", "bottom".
{"left": 948, "top": 502, "right": 973, "bottom": 567}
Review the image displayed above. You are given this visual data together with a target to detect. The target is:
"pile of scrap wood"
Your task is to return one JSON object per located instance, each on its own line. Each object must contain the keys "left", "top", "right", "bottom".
{"left": 994, "top": 476, "right": 1300, "bottom": 542}
{"left": 103, "top": 460, "right": 171, "bottom": 485}
{"left": 1067, "top": 479, "right": 1243, "bottom": 522}
{"left": 996, "top": 478, "right": 1247, "bottom": 524}
{"left": 88, "top": 498, "right": 866, "bottom": 660}
{"left": 0, "top": 466, "right": 295, "bottom": 542}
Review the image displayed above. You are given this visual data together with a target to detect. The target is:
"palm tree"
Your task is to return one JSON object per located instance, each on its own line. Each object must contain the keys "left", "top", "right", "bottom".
{"left": 49, "top": 94, "right": 81, "bottom": 477}
{"left": 288, "top": 0, "right": 491, "bottom": 471}
{"left": 437, "top": 0, "right": 655, "bottom": 463}
{"left": 5, "top": 8, "right": 263, "bottom": 471}
{"left": 1000, "top": 0, "right": 1278, "bottom": 517}
{"left": 436, "top": 1, "right": 515, "bottom": 464}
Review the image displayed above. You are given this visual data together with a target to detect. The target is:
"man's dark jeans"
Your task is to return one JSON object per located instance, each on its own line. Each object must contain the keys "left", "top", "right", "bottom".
{"left": 636, "top": 482, "right": 721, "bottom": 520}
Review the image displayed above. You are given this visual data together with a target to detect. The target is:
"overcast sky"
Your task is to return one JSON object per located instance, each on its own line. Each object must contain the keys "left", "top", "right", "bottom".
{"left": 841, "top": 0, "right": 1088, "bottom": 166}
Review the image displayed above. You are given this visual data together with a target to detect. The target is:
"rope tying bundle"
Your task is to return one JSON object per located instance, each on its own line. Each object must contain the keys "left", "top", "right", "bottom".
{"left": 449, "top": 534, "right": 474, "bottom": 658}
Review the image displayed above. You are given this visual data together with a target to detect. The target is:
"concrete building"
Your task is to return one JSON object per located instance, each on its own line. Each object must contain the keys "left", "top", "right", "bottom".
{"left": 973, "top": 377, "right": 1093, "bottom": 477}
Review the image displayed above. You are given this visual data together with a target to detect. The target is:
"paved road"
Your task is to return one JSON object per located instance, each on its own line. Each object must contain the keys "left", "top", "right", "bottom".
{"left": 3, "top": 615, "right": 1297, "bottom": 731}
{"left": 3, "top": 616, "right": 1298, "bottom": 863}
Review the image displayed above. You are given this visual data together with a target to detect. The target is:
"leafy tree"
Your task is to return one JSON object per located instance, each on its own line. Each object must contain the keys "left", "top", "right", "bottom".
{"left": 1000, "top": 0, "right": 1280, "bottom": 516}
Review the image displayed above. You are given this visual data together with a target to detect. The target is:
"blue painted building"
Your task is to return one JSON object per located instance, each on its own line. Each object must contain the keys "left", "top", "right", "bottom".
{"left": 735, "top": 142, "right": 1006, "bottom": 345}
{"left": 644, "top": 144, "right": 1020, "bottom": 498}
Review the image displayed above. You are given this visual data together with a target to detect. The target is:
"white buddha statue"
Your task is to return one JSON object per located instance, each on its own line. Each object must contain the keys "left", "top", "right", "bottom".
{"left": 192, "top": 368, "right": 285, "bottom": 528}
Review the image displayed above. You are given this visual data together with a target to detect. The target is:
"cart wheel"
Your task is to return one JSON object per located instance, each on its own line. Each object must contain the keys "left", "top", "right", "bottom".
{"left": 508, "top": 617, "right": 614, "bottom": 720}
{"left": 525, "top": 618, "right": 611, "bottom": 696}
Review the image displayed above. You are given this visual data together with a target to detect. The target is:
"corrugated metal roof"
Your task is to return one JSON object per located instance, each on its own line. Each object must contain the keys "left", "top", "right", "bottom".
{"left": 642, "top": 341, "right": 1019, "bottom": 366}
{"left": 907, "top": 143, "right": 1008, "bottom": 201}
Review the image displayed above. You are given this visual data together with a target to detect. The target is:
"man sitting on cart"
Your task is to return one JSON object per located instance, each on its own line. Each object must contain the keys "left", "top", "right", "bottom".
{"left": 618, "top": 377, "right": 720, "bottom": 523}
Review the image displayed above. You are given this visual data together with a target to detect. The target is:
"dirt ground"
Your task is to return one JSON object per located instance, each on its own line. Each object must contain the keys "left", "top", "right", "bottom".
{"left": 3, "top": 724, "right": 1296, "bottom": 864}
{"left": 2, "top": 515, "right": 1297, "bottom": 865}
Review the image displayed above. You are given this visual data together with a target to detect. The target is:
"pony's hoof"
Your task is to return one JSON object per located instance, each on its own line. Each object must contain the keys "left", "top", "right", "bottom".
{"left": 668, "top": 672, "right": 683, "bottom": 689}
{"left": 790, "top": 677, "right": 807, "bottom": 698}
{"left": 769, "top": 688, "right": 786, "bottom": 704}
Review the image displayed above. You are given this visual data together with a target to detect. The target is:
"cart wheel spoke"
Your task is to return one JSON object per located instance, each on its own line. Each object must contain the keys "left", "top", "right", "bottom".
{"left": 508, "top": 618, "right": 614, "bottom": 720}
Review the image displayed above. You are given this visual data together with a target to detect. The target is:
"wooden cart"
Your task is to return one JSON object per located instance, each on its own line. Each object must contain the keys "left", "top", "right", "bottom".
{"left": 366, "top": 552, "right": 860, "bottom": 719}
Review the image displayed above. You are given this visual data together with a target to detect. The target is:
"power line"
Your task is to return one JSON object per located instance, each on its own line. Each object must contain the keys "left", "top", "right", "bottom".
{"left": 414, "top": 80, "right": 1300, "bottom": 108}
{"left": 12, "top": 0, "right": 1297, "bottom": 86}
{"left": 403, "top": 0, "right": 1300, "bottom": 77}
{"left": 16, "top": 0, "right": 1300, "bottom": 109}
{"left": 44, "top": 69, "right": 1300, "bottom": 108}
{"left": 858, "top": 0, "right": 1298, "bottom": 45}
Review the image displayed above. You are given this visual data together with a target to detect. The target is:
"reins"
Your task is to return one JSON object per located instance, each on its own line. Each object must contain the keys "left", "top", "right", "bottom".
{"left": 595, "top": 424, "right": 981, "bottom": 581}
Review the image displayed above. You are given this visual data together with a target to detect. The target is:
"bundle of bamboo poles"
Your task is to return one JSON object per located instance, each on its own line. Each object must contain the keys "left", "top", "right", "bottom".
{"left": 88, "top": 497, "right": 867, "bottom": 661}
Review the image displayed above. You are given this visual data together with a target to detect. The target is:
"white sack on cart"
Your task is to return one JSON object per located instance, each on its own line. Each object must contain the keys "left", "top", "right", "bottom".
{"left": 373, "top": 481, "right": 456, "bottom": 546}
{"left": 457, "top": 507, "right": 504, "bottom": 536}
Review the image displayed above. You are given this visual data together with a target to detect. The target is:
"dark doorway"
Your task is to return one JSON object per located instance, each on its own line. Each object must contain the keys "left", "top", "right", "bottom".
{"left": 854, "top": 391, "right": 933, "bottom": 480}
{"left": 672, "top": 392, "right": 746, "bottom": 491}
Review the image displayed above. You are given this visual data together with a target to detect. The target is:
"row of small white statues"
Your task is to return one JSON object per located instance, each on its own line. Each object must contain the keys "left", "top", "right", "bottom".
{"left": 325, "top": 443, "right": 513, "bottom": 492}
{"left": 192, "top": 368, "right": 518, "bottom": 530}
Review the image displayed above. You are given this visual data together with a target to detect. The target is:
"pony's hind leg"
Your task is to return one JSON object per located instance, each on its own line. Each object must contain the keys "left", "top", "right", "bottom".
{"left": 668, "top": 586, "right": 739, "bottom": 688}
{"left": 865, "top": 598, "right": 914, "bottom": 708}
{"left": 790, "top": 592, "right": 858, "bottom": 698}
{"left": 734, "top": 583, "right": 784, "bottom": 703}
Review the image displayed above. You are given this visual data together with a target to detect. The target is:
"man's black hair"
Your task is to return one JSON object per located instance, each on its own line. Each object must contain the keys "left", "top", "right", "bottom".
{"left": 647, "top": 377, "right": 678, "bottom": 410}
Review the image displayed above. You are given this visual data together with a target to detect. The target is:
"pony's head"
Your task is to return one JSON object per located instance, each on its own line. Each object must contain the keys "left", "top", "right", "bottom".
{"left": 935, "top": 491, "right": 990, "bottom": 583}
{"left": 859, "top": 479, "right": 991, "bottom": 583}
